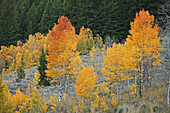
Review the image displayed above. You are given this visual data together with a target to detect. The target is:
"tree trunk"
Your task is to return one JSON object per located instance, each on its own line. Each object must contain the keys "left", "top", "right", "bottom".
{"left": 127, "top": 79, "right": 130, "bottom": 91}
{"left": 64, "top": 80, "right": 67, "bottom": 102}
{"left": 135, "top": 71, "right": 137, "bottom": 99}
{"left": 139, "top": 78, "right": 143, "bottom": 98}
{"left": 59, "top": 81, "right": 62, "bottom": 102}
{"left": 117, "top": 83, "right": 119, "bottom": 101}
{"left": 167, "top": 77, "right": 170, "bottom": 105}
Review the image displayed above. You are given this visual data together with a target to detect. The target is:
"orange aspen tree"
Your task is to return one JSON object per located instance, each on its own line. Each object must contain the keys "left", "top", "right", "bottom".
{"left": 125, "top": 10, "right": 162, "bottom": 97}
{"left": 46, "top": 16, "right": 81, "bottom": 100}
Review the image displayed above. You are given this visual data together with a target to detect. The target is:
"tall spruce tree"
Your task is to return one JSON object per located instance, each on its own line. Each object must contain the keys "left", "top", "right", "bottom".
{"left": 37, "top": 0, "right": 47, "bottom": 25}
{"left": 26, "top": 3, "right": 38, "bottom": 36}
{"left": 39, "top": 0, "right": 58, "bottom": 35}
{"left": 0, "top": 0, "right": 18, "bottom": 47}
{"left": 15, "top": 0, "right": 31, "bottom": 43}
{"left": 38, "top": 47, "right": 50, "bottom": 86}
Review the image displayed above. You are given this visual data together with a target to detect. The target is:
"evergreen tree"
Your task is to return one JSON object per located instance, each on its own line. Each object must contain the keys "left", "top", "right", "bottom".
{"left": 0, "top": 0, "right": 18, "bottom": 47}
{"left": 26, "top": 3, "right": 38, "bottom": 36}
{"left": 37, "top": 0, "right": 47, "bottom": 24}
{"left": 39, "top": 0, "right": 59, "bottom": 35}
{"left": 15, "top": 0, "right": 31, "bottom": 43}
{"left": 38, "top": 47, "right": 50, "bottom": 86}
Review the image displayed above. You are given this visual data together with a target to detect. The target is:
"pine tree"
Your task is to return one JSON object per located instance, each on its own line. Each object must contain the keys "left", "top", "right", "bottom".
{"left": 26, "top": 3, "right": 38, "bottom": 36}
{"left": 37, "top": 0, "right": 47, "bottom": 24}
{"left": 39, "top": 0, "right": 58, "bottom": 35}
{"left": 0, "top": 0, "right": 18, "bottom": 47}
{"left": 38, "top": 47, "right": 50, "bottom": 86}
{"left": 15, "top": 0, "right": 31, "bottom": 43}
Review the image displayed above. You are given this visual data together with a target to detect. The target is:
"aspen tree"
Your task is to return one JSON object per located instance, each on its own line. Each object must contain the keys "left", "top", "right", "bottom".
{"left": 46, "top": 16, "right": 81, "bottom": 100}
{"left": 125, "top": 10, "right": 161, "bottom": 98}
{"left": 0, "top": 77, "right": 13, "bottom": 112}
{"left": 77, "top": 26, "right": 94, "bottom": 55}
{"left": 102, "top": 43, "right": 127, "bottom": 101}
{"left": 75, "top": 65, "right": 98, "bottom": 98}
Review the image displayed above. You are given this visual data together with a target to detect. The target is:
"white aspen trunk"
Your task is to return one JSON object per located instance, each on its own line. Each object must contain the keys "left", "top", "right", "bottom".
{"left": 120, "top": 83, "right": 122, "bottom": 103}
{"left": 147, "top": 62, "right": 151, "bottom": 93}
{"left": 64, "top": 80, "right": 67, "bottom": 102}
{"left": 117, "top": 84, "right": 119, "bottom": 100}
{"left": 127, "top": 79, "right": 130, "bottom": 91}
{"left": 59, "top": 81, "right": 62, "bottom": 102}
{"left": 135, "top": 71, "right": 137, "bottom": 99}
{"left": 140, "top": 59, "right": 144, "bottom": 98}
{"left": 167, "top": 77, "right": 170, "bottom": 105}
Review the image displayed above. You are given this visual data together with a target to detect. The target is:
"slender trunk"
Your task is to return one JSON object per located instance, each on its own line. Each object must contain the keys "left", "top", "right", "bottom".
{"left": 127, "top": 79, "right": 130, "bottom": 91}
{"left": 120, "top": 83, "right": 122, "bottom": 103}
{"left": 135, "top": 71, "right": 137, "bottom": 99}
{"left": 59, "top": 81, "right": 62, "bottom": 102}
{"left": 64, "top": 80, "right": 67, "bottom": 102}
{"left": 167, "top": 77, "right": 170, "bottom": 105}
{"left": 117, "top": 83, "right": 119, "bottom": 101}
{"left": 139, "top": 60, "right": 144, "bottom": 98}
{"left": 147, "top": 64, "right": 151, "bottom": 95}
{"left": 139, "top": 78, "right": 143, "bottom": 98}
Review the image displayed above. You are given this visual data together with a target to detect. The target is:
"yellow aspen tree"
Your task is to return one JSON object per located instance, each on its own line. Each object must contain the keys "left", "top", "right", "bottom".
{"left": 94, "top": 34, "right": 104, "bottom": 50}
{"left": 124, "top": 45, "right": 139, "bottom": 97}
{"left": 28, "top": 86, "right": 43, "bottom": 112}
{"left": 75, "top": 65, "right": 99, "bottom": 112}
{"left": 101, "top": 43, "right": 127, "bottom": 101}
{"left": 22, "top": 33, "right": 48, "bottom": 69}
{"left": 0, "top": 46, "right": 12, "bottom": 74}
{"left": 125, "top": 10, "right": 162, "bottom": 97}
{"left": 0, "top": 77, "right": 14, "bottom": 112}
{"left": 40, "top": 102, "right": 48, "bottom": 113}
{"left": 12, "top": 89, "right": 28, "bottom": 111}
{"left": 16, "top": 71, "right": 43, "bottom": 113}
{"left": 5, "top": 42, "right": 23, "bottom": 73}
{"left": 75, "top": 65, "right": 98, "bottom": 98}
{"left": 77, "top": 26, "right": 94, "bottom": 55}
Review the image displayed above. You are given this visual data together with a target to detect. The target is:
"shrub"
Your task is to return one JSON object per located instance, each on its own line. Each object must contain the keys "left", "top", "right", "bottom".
{"left": 17, "top": 66, "right": 26, "bottom": 79}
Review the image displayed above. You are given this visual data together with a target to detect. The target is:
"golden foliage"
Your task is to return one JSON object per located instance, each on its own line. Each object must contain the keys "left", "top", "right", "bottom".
{"left": 0, "top": 78, "right": 13, "bottom": 113}
{"left": 0, "top": 33, "right": 48, "bottom": 74}
{"left": 77, "top": 26, "right": 94, "bottom": 55}
{"left": 75, "top": 65, "right": 98, "bottom": 98}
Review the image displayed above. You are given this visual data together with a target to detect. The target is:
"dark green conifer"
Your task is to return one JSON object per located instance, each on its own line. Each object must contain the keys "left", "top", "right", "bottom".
{"left": 38, "top": 47, "right": 50, "bottom": 86}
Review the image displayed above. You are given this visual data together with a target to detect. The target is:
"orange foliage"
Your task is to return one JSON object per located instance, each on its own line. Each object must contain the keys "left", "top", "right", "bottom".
{"left": 126, "top": 10, "right": 161, "bottom": 63}
{"left": 46, "top": 16, "right": 81, "bottom": 81}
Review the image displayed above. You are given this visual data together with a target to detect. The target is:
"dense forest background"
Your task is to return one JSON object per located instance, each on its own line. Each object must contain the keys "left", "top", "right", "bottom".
{"left": 0, "top": 0, "right": 165, "bottom": 47}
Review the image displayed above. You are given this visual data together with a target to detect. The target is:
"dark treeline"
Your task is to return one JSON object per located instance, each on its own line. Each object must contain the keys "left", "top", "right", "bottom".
{"left": 0, "top": 0, "right": 165, "bottom": 47}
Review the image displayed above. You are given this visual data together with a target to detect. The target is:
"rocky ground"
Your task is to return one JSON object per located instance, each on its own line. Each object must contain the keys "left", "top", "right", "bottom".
{"left": 2, "top": 51, "right": 104, "bottom": 99}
